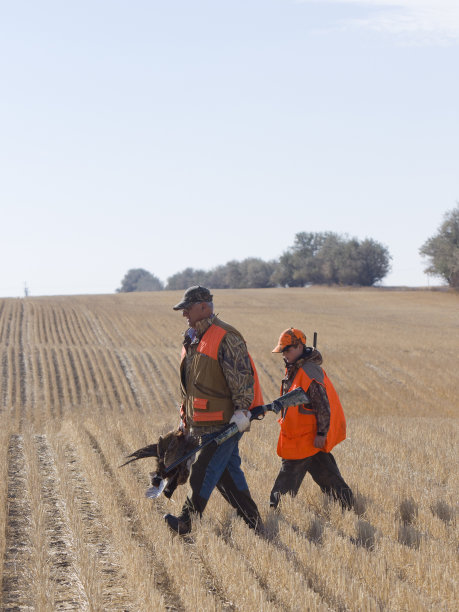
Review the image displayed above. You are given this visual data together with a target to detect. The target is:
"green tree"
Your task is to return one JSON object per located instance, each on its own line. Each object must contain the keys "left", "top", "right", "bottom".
{"left": 273, "top": 232, "right": 391, "bottom": 287}
{"left": 354, "top": 238, "right": 392, "bottom": 286}
{"left": 117, "top": 269, "right": 163, "bottom": 292}
{"left": 271, "top": 232, "right": 330, "bottom": 286}
{"left": 420, "top": 203, "right": 459, "bottom": 288}
{"left": 270, "top": 251, "right": 299, "bottom": 287}
{"left": 224, "top": 260, "right": 244, "bottom": 288}
{"left": 166, "top": 268, "right": 210, "bottom": 290}
{"left": 238, "top": 258, "right": 276, "bottom": 288}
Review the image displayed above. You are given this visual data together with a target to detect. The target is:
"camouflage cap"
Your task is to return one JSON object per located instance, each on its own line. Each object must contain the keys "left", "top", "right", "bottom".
{"left": 172, "top": 286, "right": 213, "bottom": 310}
{"left": 272, "top": 328, "right": 307, "bottom": 353}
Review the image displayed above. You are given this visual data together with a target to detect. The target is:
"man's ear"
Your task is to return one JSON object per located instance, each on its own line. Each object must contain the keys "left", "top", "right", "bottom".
{"left": 201, "top": 302, "right": 211, "bottom": 316}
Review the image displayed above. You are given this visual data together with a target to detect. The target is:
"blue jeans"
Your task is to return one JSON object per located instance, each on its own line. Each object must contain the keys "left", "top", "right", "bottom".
{"left": 180, "top": 431, "right": 262, "bottom": 530}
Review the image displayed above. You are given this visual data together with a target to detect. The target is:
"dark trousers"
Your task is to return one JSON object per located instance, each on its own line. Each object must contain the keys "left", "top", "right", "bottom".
{"left": 270, "top": 451, "right": 354, "bottom": 510}
{"left": 180, "top": 431, "right": 262, "bottom": 531}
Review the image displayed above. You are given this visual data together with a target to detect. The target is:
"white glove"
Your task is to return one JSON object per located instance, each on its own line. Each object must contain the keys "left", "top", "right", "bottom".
{"left": 230, "top": 409, "right": 251, "bottom": 433}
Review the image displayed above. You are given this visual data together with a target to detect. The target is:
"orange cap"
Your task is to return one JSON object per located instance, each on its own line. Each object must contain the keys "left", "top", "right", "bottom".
{"left": 272, "top": 328, "right": 306, "bottom": 353}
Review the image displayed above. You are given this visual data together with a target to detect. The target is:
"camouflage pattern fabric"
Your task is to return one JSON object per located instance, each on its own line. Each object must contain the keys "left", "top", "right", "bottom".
{"left": 173, "top": 285, "right": 213, "bottom": 310}
{"left": 282, "top": 347, "right": 331, "bottom": 435}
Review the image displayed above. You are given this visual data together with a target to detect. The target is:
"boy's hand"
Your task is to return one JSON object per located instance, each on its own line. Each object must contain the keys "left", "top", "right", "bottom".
{"left": 314, "top": 434, "right": 326, "bottom": 449}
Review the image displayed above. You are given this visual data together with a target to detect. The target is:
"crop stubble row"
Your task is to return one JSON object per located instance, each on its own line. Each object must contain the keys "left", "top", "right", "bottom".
{"left": 0, "top": 290, "right": 458, "bottom": 611}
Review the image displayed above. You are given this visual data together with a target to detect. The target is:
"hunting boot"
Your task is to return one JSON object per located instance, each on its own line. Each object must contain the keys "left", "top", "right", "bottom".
{"left": 163, "top": 512, "right": 192, "bottom": 535}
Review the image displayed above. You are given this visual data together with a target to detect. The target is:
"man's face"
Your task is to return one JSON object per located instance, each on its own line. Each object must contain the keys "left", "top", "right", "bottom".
{"left": 182, "top": 302, "right": 207, "bottom": 328}
{"left": 282, "top": 343, "right": 304, "bottom": 364}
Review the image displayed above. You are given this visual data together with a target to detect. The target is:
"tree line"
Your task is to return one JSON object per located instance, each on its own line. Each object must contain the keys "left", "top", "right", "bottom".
{"left": 117, "top": 205, "right": 459, "bottom": 292}
{"left": 117, "top": 231, "right": 391, "bottom": 292}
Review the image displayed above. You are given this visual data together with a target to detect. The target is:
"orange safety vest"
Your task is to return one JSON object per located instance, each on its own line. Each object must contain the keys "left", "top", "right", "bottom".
{"left": 180, "top": 319, "right": 264, "bottom": 427}
{"left": 277, "top": 364, "right": 346, "bottom": 460}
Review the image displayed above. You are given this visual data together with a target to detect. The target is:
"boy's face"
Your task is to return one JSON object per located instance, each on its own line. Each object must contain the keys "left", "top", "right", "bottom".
{"left": 282, "top": 343, "right": 304, "bottom": 364}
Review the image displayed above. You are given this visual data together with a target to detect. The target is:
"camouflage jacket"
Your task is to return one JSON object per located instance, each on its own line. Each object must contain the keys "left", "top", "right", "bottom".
{"left": 282, "top": 348, "right": 331, "bottom": 435}
{"left": 182, "top": 315, "right": 254, "bottom": 434}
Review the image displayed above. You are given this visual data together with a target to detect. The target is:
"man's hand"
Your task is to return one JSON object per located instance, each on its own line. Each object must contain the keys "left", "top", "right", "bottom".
{"left": 313, "top": 434, "right": 326, "bottom": 449}
{"left": 230, "top": 409, "right": 251, "bottom": 433}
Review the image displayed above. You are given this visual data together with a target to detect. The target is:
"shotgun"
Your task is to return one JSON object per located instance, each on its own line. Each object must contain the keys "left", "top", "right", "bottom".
{"left": 163, "top": 387, "right": 310, "bottom": 476}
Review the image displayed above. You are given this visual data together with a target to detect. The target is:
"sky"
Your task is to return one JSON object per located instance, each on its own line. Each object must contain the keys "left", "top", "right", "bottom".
{"left": 1, "top": 0, "right": 458, "bottom": 297}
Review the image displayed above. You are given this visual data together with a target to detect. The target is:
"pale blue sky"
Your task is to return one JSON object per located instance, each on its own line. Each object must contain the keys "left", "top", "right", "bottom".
{"left": 1, "top": 0, "right": 458, "bottom": 296}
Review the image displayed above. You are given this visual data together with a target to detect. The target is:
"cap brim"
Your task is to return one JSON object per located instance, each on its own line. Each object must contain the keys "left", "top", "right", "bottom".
{"left": 272, "top": 345, "right": 283, "bottom": 353}
{"left": 172, "top": 301, "right": 188, "bottom": 310}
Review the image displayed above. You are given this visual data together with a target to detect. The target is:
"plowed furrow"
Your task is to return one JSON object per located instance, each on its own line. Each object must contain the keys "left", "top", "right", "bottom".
{"left": 1, "top": 305, "right": 13, "bottom": 345}
{"left": 66, "top": 349, "right": 82, "bottom": 404}
{"left": 72, "top": 348, "right": 93, "bottom": 406}
{"left": 81, "top": 349, "right": 103, "bottom": 407}
{"left": 8, "top": 347, "right": 17, "bottom": 412}
{"left": 51, "top": 309, "right": 64, "bottom": 344}
{"left": 51, "top": 349, "right": 65, "bottom": 403}
{"left": 22, "top": 352, "right": 34, "bottom": 424}
{"left": 44, "top": 307, "right": 57, "bottom": 346}
{"left": 17, "top": 302, "right": 28, "bottom": 409}
{"left": 22, "top": 300, "right": 33, "bottom": 346}
{"left": 137, "top": 353, "right": 164, "bottom": 406}
{"left": 0, "top": 421, "right": 10, "bottom": 595}
{"left": 114, "top": 351, "right": 143, "bottom": 411}
{"left": 70, "top": 308, "right": 91, "bottom": 346}
{"left": 11, "top": 301, "right": 21, "bottom": 346}
{"left": 144, "top": 352, "right": 177, "bottom": 404}
{"left": 130, "top": 353, "right": 156, "bottom": 409}
{"left": 57, "top": 308, "right": 74, "bottom": 346}
{"left": 36, "top": 348, "right": 51, "bottom": 415}
{"left": 60, "top": 309, "right": 77, "bottom": 346}
{"left": 34, "top": 303, "right": 47, "bottom": 344}
{"left": 32, "top": 435, "right": 87, "bottom": 610}
{"left": 82, "top": 312, "right": 108, "bottom": 347}
{"left": 162, "top": 352, "right": 183, "bottom": 399}
{"left": 93, "top": 312, "right": 123, "bottom": 347}
{"left": 56, "top": 347, "right": 77, "bottom": 407}
{"left": 1, "top": 349, "right": 8, "bottom": 408}
{"left": 103, "top": 349, "right": 134, "bottom": 409}
{"left": 32, "top": 347, "right": 45, "bottom": 407}
{"left": 42, "top": 348, "right": 58, "bottom": 417}
{"left": 53, "top": 440, "right": 135, "bottom": 610}
{"left": 95, "top": 350, "right": 124, "bottom": 409}
{"left": 1, "top": 434, "right": 33, "bottom": 611}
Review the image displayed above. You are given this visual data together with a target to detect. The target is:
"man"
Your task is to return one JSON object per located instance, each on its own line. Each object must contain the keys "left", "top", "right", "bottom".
{"left": 270, "top": 328, "right": 354, "bottom": 510}
{"left": 164, "top": 285, "right": 264, "bottom": 535}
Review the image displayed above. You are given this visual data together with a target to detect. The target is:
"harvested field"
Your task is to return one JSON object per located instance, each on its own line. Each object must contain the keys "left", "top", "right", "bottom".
{"left": 0, "top": 287, "right": 458, "bottom": 611}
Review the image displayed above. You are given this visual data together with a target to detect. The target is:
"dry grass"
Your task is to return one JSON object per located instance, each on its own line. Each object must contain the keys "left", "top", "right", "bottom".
{"left": 0, "top": 287, "right": 458, "bottom": 610}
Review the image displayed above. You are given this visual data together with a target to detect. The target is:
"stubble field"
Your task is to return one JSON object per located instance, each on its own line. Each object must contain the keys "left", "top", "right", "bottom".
{"left": 0, "top": 287, "right": 458, "bottom": 611}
